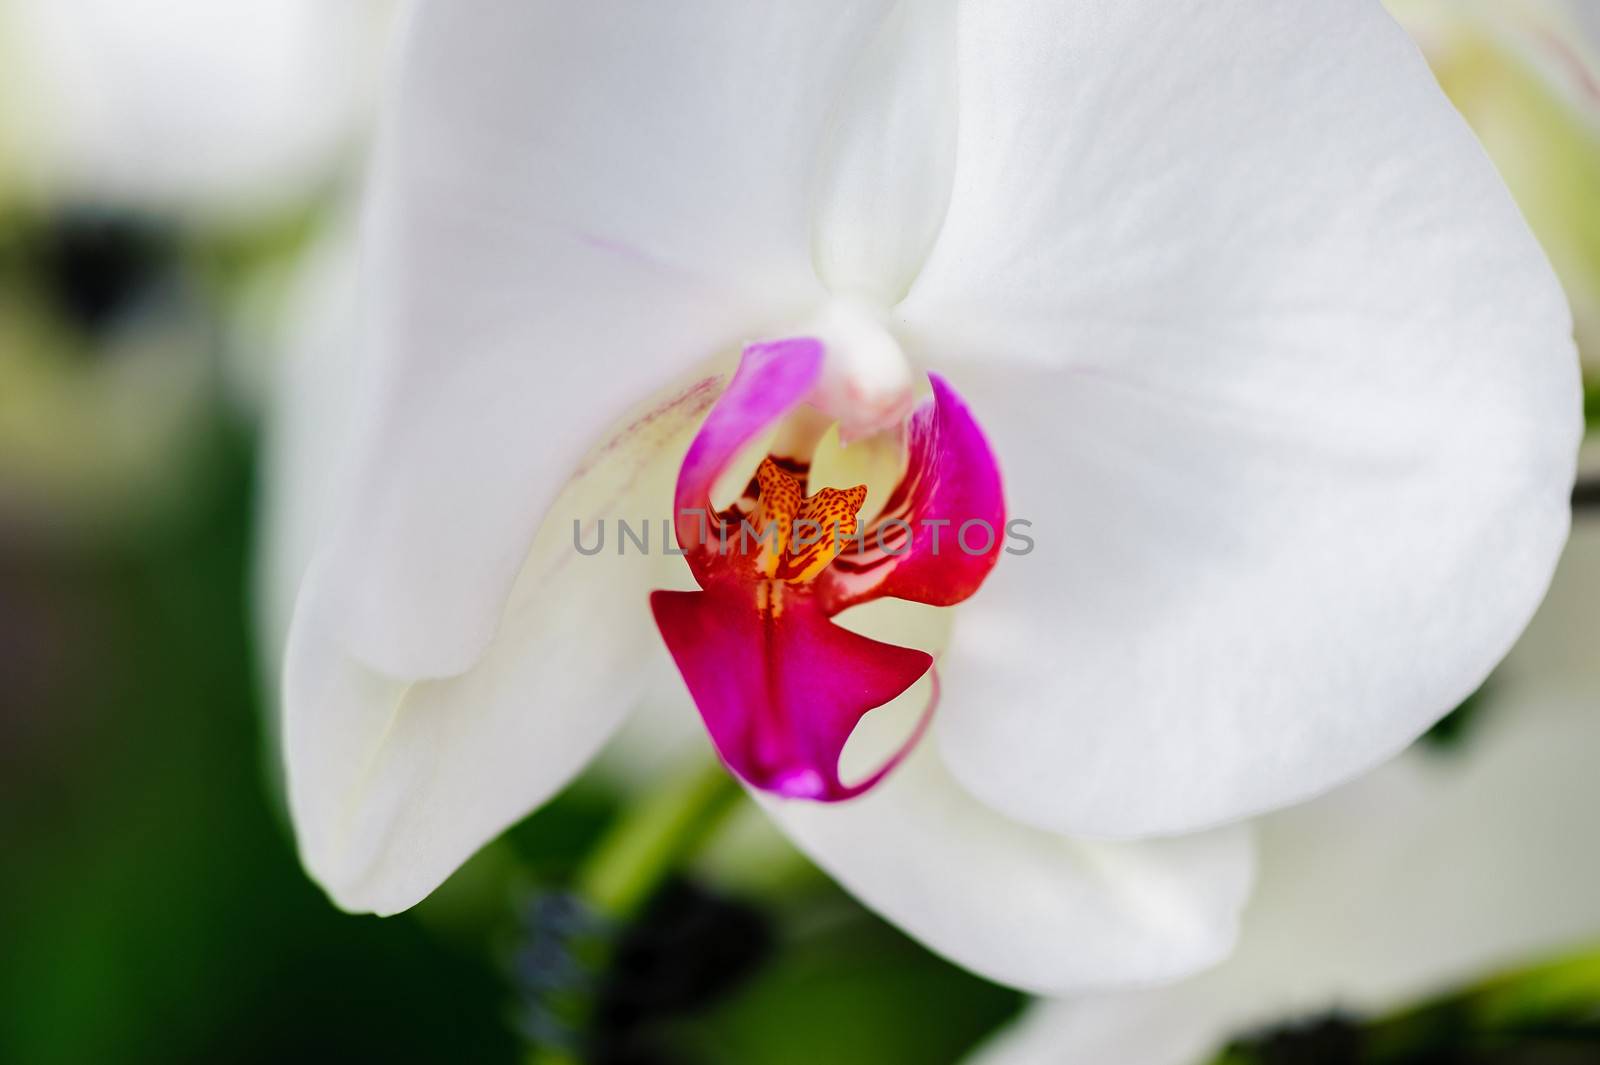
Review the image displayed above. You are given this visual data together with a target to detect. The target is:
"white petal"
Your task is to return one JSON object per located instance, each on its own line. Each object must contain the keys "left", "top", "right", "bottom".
{"left": 1, "top": 0, "right": 390, "bottom": 216}
{"left": 327, "top": 0, "right": 902, "bottom": 678}
{"left": 809, "top": 0, "right": 959, "bottom": 305}
{"left": 968, "top": 526, "right": 1600, "bottom": 1065}
{"left": 763, "top": 679, "right": 1255, "bottom": 995}
{"left": 893, "top": 0, "right": 1580, "bottom": 836}
{"left": 584, "top": 681, "right": 708, "bottom": 796}
{"left": 286, "top": 385, "right": 708, "bottom": 914}
{"left": 257, "top": 224, "right": 368, "bottom": 677}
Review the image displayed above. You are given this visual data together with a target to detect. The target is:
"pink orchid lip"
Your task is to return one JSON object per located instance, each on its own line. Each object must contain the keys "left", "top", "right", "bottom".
{"left": 651, "top": 337, "right": 1006, "bottom": 802}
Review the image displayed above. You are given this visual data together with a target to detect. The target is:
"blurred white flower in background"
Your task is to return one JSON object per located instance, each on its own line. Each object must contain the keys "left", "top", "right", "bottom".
{"left": 0, "top": 0, "right": 394, "bottom": 543}
{"left": 965, "top": 514, "right": 1600, "bottom": 1065}
{"left": 0, "top": 0, "right": 393, "bottom": 221}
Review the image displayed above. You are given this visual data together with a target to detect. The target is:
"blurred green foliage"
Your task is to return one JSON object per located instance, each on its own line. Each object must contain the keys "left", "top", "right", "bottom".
{"left": 0, "top": 428, "right": 516, "bottom": 1064}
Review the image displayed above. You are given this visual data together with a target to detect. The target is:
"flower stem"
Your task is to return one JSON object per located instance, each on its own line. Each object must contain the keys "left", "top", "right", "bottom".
{"left": 519, "top": 758, "right": 744, "bottom": 1065}
{"left": 577, "top": 756, "right": 745, "bottom": 920}
{"left": 525, "top": 1048, "right": 581, "bottom": 1065}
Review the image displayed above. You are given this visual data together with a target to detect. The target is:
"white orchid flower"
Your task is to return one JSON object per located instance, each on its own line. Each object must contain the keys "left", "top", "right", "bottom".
{"left": 966, "top": 515, "right": 1600, "bottom": 1065}
{"left": 280, "top": 0, "right": 1580, "bottom": 993}
{"left": 0, "top": 0, "right": 392, "bottom": 219}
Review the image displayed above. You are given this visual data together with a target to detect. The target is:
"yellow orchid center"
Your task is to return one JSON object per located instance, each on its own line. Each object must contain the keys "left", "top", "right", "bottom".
{"left": 752, "top": 457, "right": 868, "bottom": 584}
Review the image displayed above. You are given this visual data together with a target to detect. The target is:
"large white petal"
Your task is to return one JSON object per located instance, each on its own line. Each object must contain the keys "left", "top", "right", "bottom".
{"left": 763, "top": 675, "right": 1255, "bottom": 995}
{"left": 894, "top": 0, "right": 1580, "bottom": 837}
{"left": 272, "top": 219, "right": 718, "bottom": 912}
{"left": 285, "top": 392, "right": 706, "bottom": 913}
{"left": 323, "top": 0, "right": 909, "bottom": 679}
{"left": 1, "top": 0, "right": 390, "bottom": 216}
{"left": 967, "top": 522, "right": 1600, "bottom": 1064}
{"left": 809, "top": 0, "right": 960, "bottom": 305}
{"left": 257, "top": 225, "right": 368, "bottom": 676}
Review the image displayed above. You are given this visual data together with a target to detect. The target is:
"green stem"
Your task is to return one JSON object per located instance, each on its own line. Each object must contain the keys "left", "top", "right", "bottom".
{"left": 525, "top": 1048, "right": 583, "bottom": 1065}
{"left": 577, "top": 757, "right": 745, "bottom": 920}
{"left": 521, "top": 759, "right": 743, "bottom": 1065}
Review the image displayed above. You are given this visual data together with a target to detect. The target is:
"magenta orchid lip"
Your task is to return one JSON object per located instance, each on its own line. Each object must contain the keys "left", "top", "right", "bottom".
{"left": 649, "top": 336, "right": 1006, "bottom": 802}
